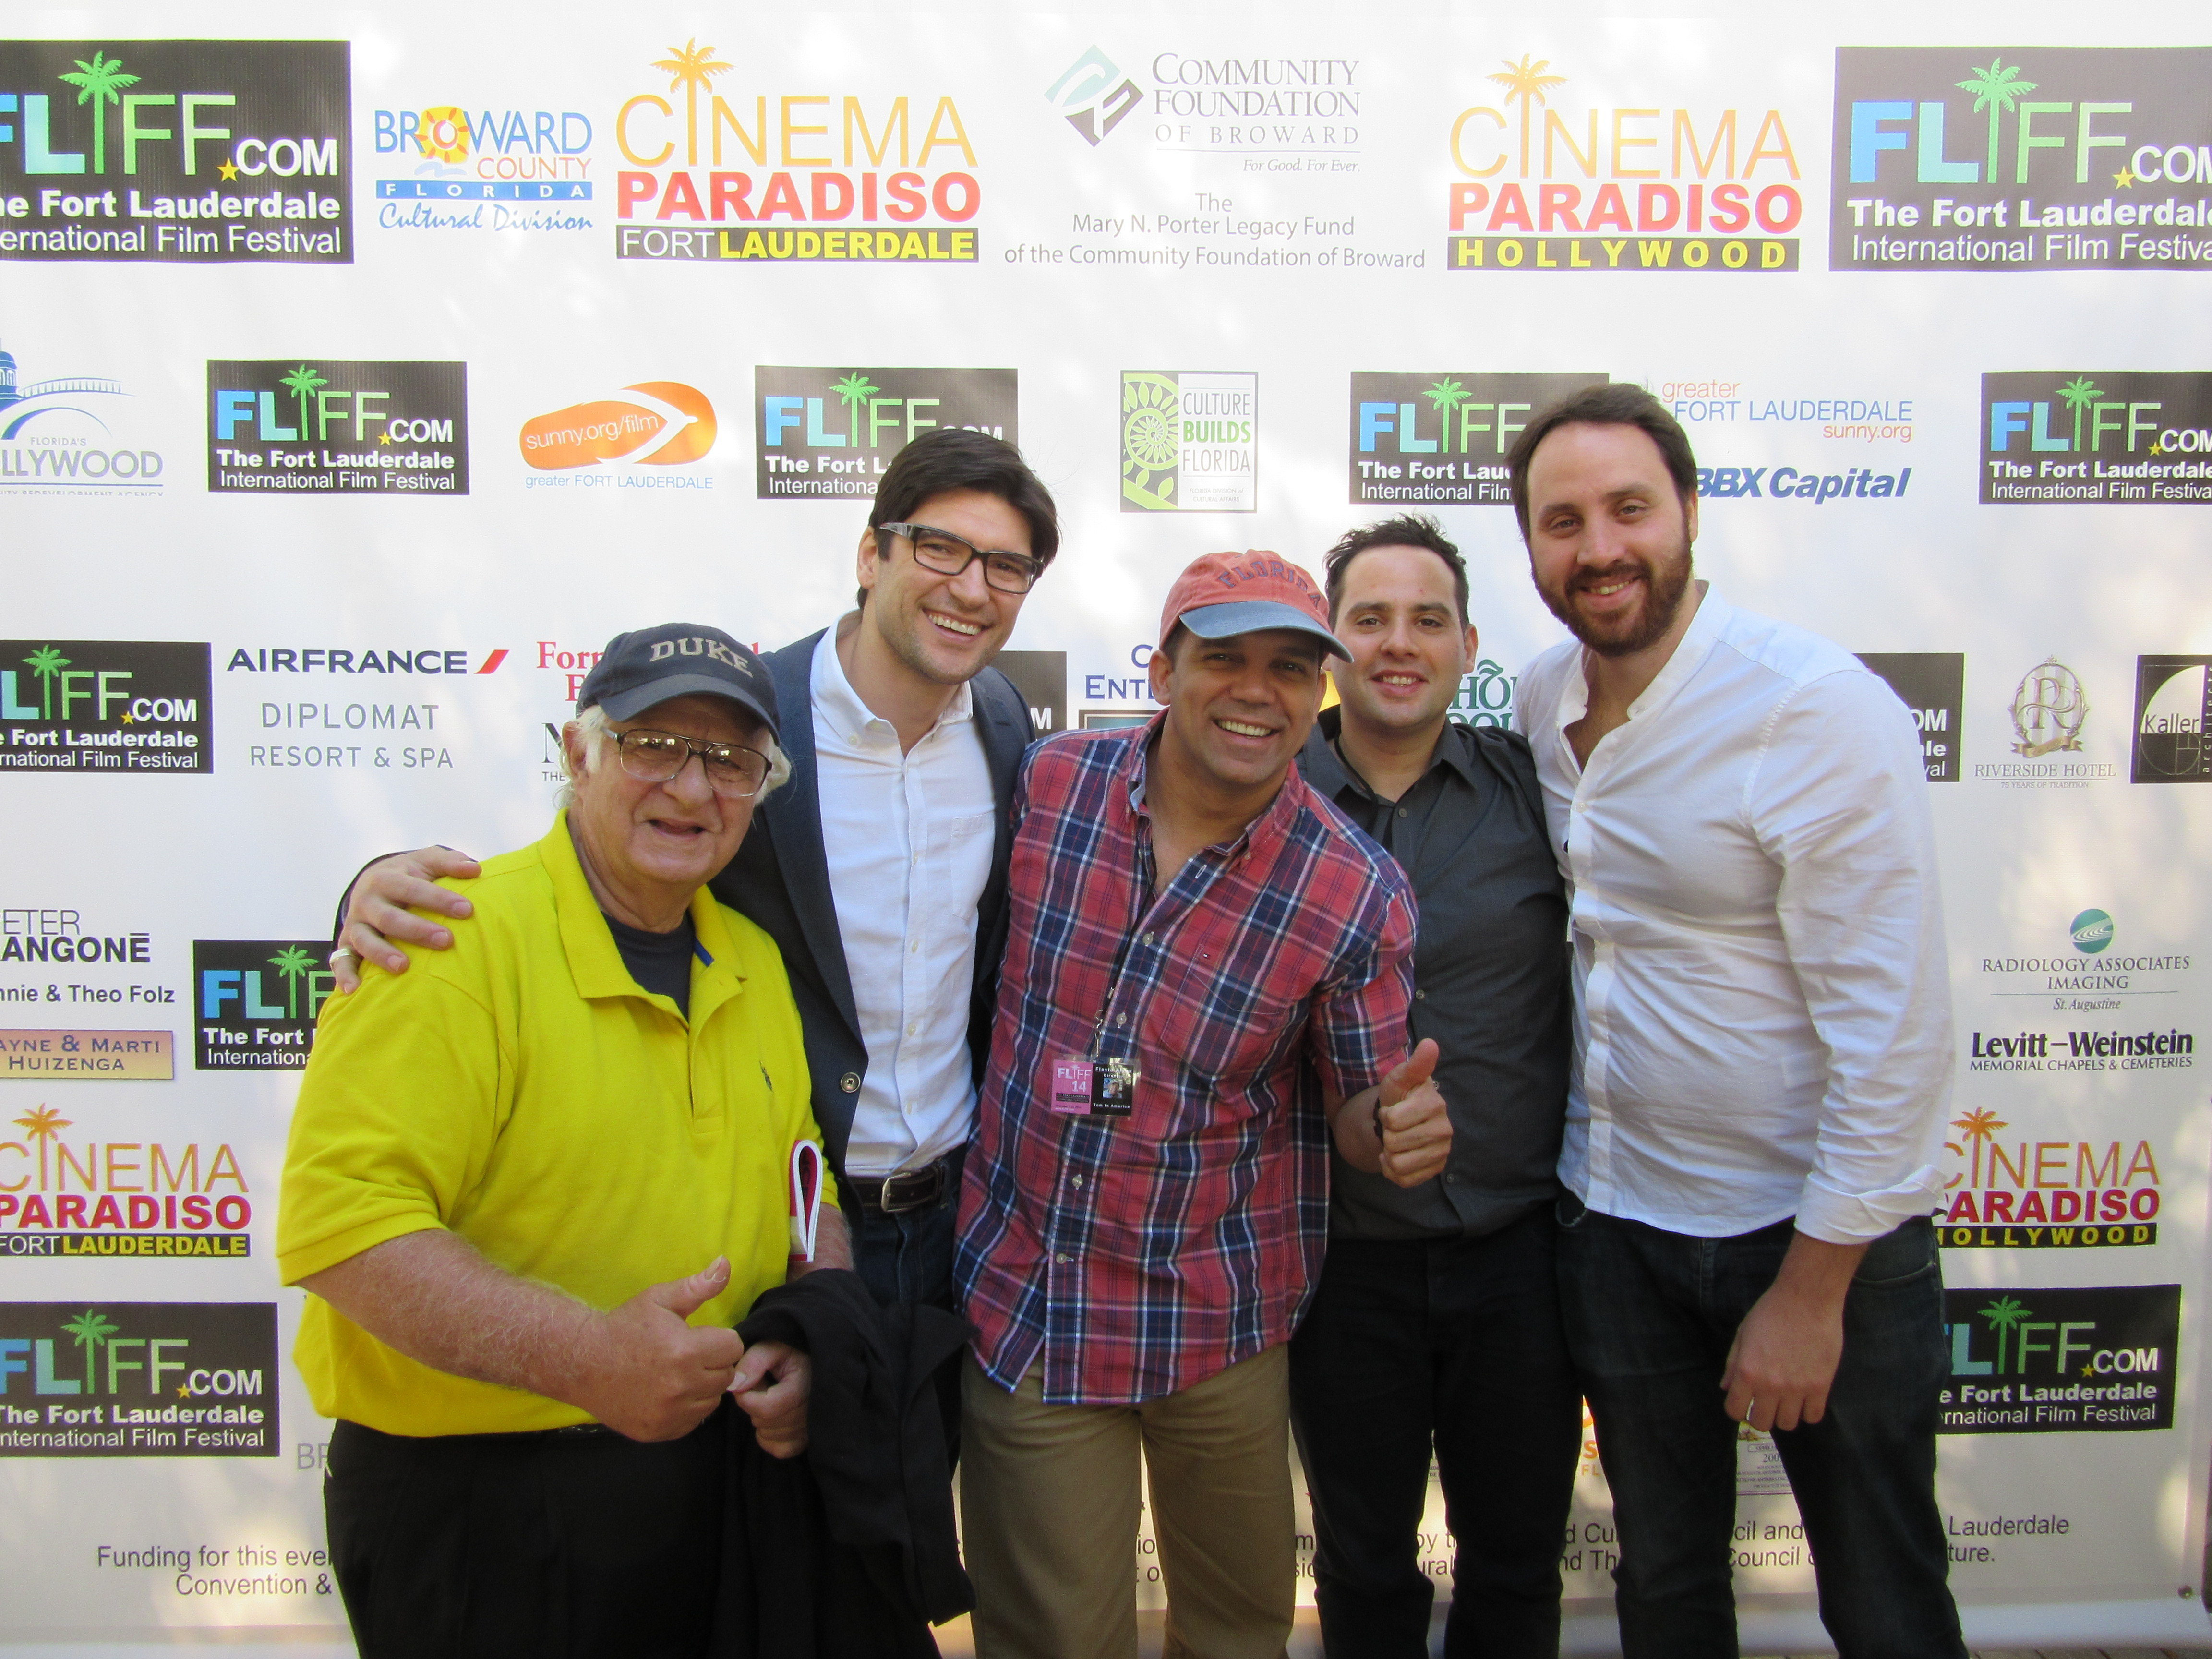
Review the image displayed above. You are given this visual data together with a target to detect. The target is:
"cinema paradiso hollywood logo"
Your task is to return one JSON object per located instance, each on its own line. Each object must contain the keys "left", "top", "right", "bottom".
{"left": 1443, "top": 56, "right": 1804, "bottom": 274}
{"left": 0, "top": 40, "right": 350, "bottom": 264}
{"left": 1831, "top": 46, "right": 2212, "bottom": 272}
{"left": 613, "top": 40, "right": 980, "bottom": 263}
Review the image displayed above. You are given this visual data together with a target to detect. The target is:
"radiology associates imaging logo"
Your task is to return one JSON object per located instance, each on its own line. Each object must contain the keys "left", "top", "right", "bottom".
{"left": 755, "top": 367, "right": 1017, "bottom": 500}
{"left": 1982, "top": 372, "right": 2212, "bottom": 505}
{"left": 0, "top": 640, "right": 210, "bottom": 774}
{"left": 1940, "top": 1286, "right": 2178, "bottom": 1434}
{"left": 1832, "top": 48, "right": 2212, "bottom": 272}
{"left": 1445, "top": 56, "right": 1804, "bottom": 274}
{"left": 0, "top": 1106, "right": 252, "bottom": 1259}
{"left": 1941, "top": 1108, "right": 2170, "bottom": 1249}
{"left": 613, "top": 40, "right": 980, "bottom": 264}
{"left": 1978, "top": 907, "right": 2192, "bottom": 1011}
{"left": 206, "top": 360, "right": 468, "bottom": 495}
{"left": 372, "top": 96, "right": 594, "bottom": 234}
{"left": 0, "top": 1302, "right": 276, "bottom": 1456}
{"left": 2132, "top": 655, "right": 2212, "bottom": 782}
{"left": 1855, "top": 653, "right": 1963, "bottom": 782}
{"left": 1349, "top": 372, "right": 1603, "bottom": 505}
{"left": 519, "top": 382, "right": 717, "bottom": 489}
{"left": 192, "top": 940, "right": 331, "bottom": 1070}
{"left": 1121, "top": 371, "right": 1257, "bottom": 512}
{"left": 0, "top": 332, "right": 164, "bottom": 494}
{"left": 0, "top": 40, "right": 350, "bottom": 264}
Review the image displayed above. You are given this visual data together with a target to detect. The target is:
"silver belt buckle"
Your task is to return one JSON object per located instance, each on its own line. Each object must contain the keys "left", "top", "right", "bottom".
{"left": 878, "top": 1161, "right": 943, "bottom": 1214}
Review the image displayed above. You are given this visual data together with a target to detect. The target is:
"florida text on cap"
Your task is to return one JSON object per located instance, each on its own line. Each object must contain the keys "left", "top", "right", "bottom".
{"left": 1159, "top": 550, "right": 1350, "bottom": 659}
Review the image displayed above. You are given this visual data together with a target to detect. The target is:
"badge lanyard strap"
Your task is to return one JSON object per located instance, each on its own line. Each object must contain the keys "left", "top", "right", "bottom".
{"left": 1088, "top": 833, "right": 1157, "bottom": 1061}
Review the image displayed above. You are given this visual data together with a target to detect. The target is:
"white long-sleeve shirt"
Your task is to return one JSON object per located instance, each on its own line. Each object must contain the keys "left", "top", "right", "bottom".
{"left": 811, "top": 625, "right": 997, "bottom": 1178}
{"left": 1515, "top": 589, "right": 1952, "bottom": 1244}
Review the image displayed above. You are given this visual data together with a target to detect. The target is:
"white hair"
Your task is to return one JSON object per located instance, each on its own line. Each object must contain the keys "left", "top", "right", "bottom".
{"left": 556, "top": 703, "right": 791, "bottom": 809}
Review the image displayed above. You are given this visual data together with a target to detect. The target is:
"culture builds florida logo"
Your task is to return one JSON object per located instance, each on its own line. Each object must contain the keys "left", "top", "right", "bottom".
{"left": 518, "top": 382, "right": 716, "bottom": 486}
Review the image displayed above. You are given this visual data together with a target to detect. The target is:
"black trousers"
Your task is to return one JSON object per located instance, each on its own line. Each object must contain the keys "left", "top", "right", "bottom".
{"left": 326, "top": 1405, "right": 727, "bottom": 1659}
{"left": 1288, "top": 1208, "right": 1582, "bottom": 1659}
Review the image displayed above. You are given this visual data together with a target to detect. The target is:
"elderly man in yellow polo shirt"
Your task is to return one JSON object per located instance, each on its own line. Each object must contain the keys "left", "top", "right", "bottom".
{"left": 279, "top": 622, "right": 849, "bottom": 1659}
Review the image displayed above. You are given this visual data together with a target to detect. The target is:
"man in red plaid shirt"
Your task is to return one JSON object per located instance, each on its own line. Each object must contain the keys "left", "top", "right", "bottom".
{"left": 954, "top": 550, "right": 1454, "bottom": 1659}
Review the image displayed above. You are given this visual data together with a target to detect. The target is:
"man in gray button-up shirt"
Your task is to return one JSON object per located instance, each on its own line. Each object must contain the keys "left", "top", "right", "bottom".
{"left": 1289, "top": 515, "right": 1578, "bottom": 1659}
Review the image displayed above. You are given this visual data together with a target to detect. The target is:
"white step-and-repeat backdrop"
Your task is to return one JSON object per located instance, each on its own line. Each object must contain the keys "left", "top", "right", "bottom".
{"left": 2, "top": 3, "right": 2208, "bottom": 1651}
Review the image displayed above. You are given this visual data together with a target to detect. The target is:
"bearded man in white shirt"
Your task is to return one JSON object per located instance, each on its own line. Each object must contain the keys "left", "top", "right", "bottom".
{"left": 1504, "top": 383, "right": 1965, "bottom": 1659}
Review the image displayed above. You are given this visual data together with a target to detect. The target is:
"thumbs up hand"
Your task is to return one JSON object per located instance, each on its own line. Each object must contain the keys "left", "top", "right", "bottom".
{"left": 1374, "top": 1039, "right": 1452, "bottom": 1188}
{"left": 569, "top": 1257, "right": 746, "bottom": 1443}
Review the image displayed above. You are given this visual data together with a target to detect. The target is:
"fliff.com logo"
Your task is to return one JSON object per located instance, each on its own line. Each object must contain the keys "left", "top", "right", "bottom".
{"left": 1982, "top": 371, "right": 2212, "bottom": 505}
{"left": 0, "top": 640, "right": 211, "bottom": 774}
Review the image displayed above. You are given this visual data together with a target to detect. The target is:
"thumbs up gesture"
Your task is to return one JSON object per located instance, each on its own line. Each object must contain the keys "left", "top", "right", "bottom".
{"left": 570, "top": 1257, "right": 747, "bottom": 1443}
{"left": 1374, "top": 1039, "right": 1452, "bottom": 1188}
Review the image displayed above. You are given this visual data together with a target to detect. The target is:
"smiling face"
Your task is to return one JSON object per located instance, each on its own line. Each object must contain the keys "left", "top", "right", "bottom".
{"left": 563, "top": 693, "right": 762, "bottom": 916}
{"left": 1524, "top": 421, "right": 1698, "bottom": 658}
{"left": 1329, "top": 543, "right": 1478, "bottom": 741}
{"left": 854, "top": 487, "right": 1030, "bottom": 687}
{"left": 1149, "top": 626, "right": 1327, "bottom": 799}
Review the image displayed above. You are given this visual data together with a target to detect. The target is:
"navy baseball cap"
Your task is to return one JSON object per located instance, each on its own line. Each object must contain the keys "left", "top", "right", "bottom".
{"left": 574, "top": 624, "right": 780, "bottom": 739}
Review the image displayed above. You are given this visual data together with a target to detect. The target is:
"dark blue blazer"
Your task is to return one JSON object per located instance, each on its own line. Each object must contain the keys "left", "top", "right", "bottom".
{"left": 709, "top": 629, "right": 1034, "bottom": 1178}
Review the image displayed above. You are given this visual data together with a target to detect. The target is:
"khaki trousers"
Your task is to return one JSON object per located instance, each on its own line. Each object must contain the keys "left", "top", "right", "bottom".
{"left": 960, "top": 1345, "right": 1294, "bottom": 1659}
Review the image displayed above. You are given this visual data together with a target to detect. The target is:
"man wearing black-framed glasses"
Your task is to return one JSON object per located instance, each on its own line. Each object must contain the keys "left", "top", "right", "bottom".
{"left": 332, "top": 431, "right": 1061, "bottom": 1355}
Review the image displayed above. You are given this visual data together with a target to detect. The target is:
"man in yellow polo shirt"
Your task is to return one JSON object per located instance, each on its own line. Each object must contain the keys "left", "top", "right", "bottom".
{"left": 279, "top": 622, "right": 849, "bottom": 1659}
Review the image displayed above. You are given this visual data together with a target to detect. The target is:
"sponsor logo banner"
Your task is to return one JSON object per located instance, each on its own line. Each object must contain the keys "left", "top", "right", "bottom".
{"left": 1349, "top": 372, "right": 1602, "bottom": 505}
{"left": 996, "top": 651, "right": 1068, "bottom": 736}
{"left": 2133, "top": 655, "right": 2212, "bottom": 782}
{"left": 0, "top": 40, "right": 350, "bottom": 263}
{"left": 1941, "top": 1286, "right": 2178, "bottom": 1432}
{"left": 1121, "top": 371, "right": 1257, "bottom": 512}
{"left": 754, "top": 367, "right": 1016, "bottom": 498}
{"left": 207, "top": 360, "right": 468, "bottom": 495}
{"left": 613, "top": 42, "right": 978, "bottom": 262}
{"left": 1447, "top": 56, "right": 1804, "bottom": 274}
{"left": 1941, "top": 1105, "right": 2168, "bottom": 1248}
{"left": 0, "top": 1302, "right": 276, "bottom": 1455}
{"left": 1978, "top": 908, "right": 2190, "bottom": 1010}
{"left": 192, "top": 941, "right": 330, "bottom": 1069}
{"left": 0, "top": 335, "right": 165, "bottom": 494}
{"left": 0, "top": 1030, "right": 172, "bottom": 1079}
{"left": 1973, "top": 656, "right": 2116, "bottom": 786}
{"left": 0, "top": 1105, "right": 252, "bottom": 1256}
{"left": 1832, "top": 47, "right": 2212, "bottom": 271}
{"left": 0, "top": 905, "right": 169, "bottom": 1014}
{"left": 1857, "top": 653, "right": 1963, "bottom": 782}
{"left": 1983, "top": 372, "right": 2212, "bottom": 504}
{"left": 0, "top": 640, "right": 211, "bottom": 774}
{"left": 1698, "top": 462, "right": 1911, "bottom": 503}
{"left": 372, "top": 97, "right": 594, "bottom": 234}
{"left": 519, "top": 381, "right": 716, "bottom": 490}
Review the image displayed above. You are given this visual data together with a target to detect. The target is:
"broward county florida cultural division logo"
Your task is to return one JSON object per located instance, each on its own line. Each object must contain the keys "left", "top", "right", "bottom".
{"left": 373, "top": 96, "right": 594, "bottom": 234}
{"left": 0, "top": 40, "right": 350, "bottom": 263}
{"left": 1445, "top": 56, "right": 1804, "bottom": 273}
{"left": 613, "top": 40, "right": 979, "bottom": 263}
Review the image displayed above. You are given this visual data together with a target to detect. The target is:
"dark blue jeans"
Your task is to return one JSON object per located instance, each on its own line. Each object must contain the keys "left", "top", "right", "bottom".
{"left": 850, "top": 1188, "right": 963, "bottom": 1460}
{"left": 1289, "top": 1207, "right": 1582, "bottom": 1659}
{"left": 1556, "top": 1200, "right": 1964, "bottom": 1659}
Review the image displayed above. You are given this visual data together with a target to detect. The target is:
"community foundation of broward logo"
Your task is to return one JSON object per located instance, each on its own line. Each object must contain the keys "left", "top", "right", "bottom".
{"left": 0, "top": 1302, "right": 276, "bottom": 1455}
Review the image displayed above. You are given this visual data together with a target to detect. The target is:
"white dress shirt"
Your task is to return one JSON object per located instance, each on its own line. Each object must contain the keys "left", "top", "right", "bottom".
{"left": 1515, "top": 589, "right": 1952, "bottom": 1244}
{"left": 811, "top": 624, "right": 998, "bottom": 1177}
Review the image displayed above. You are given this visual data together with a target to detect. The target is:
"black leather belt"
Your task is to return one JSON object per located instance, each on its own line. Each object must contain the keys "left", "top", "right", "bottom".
{"left": 844, "top": 1149, "right": 964, "bottom": 1215}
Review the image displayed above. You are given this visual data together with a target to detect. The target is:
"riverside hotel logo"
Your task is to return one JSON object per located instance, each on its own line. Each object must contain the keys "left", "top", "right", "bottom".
{"left": 0, "top": 40, "right": 350, "bottom": 264}
{"left": 0, "top": 1302, "right": 276, "bottom": 1456}
{"left": 1982, "top": 372, "right": 2212, "bottom": 505}
{"left": 1444, "top": 57, "right": 1804, "bottom": 274}
{"left": 0, "top": 640, "right": 211, "bottom": 774}
{"left": 1832, "top": 48, "right": 2212, "bottom": 271}
{"left": 613, "top": 40, "right": 980, "bottom": 263}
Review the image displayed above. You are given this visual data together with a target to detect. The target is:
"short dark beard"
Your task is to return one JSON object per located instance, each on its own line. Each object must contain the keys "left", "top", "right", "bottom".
{"left": 1538, "top": 536, "right": 1693, "bottom": 658}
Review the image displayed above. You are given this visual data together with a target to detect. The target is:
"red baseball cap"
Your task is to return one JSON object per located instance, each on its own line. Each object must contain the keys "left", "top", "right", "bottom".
{"left": 1158, "top": 551, "right": 1348, "bottom": 658}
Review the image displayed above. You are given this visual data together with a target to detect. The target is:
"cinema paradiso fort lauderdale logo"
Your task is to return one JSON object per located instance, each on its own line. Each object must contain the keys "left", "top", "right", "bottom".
{"left": 613, "top": 40, "right": 979, "bottom": 263}
{"left": 0, "top": 40, "right": 350, "bottom": 264}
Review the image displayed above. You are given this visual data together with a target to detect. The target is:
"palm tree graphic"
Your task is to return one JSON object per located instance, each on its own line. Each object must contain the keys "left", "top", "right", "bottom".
{"left": 1980, "top": 1295, "right": 2029, "bottom": 1374}
{"left": 23, "top": 646, "right": 69, "bottom": 721}
{"left": 1424, "top": 378, "right": 1471, "bottom": 454}
{"left": 2055, "top": 376, "right": 2101, "bottom": 455}
{"left": 280, "top": 365, "right": 328, "bottom": 440}
{"left": 13, "top": 1105, "right": 71, "bottom": 1190}
{"left": 652, "top": 40, "right": 733, "bottom": 166}
{"left": 268, "top": 946, "right": 317, "bottom": 1019}
{"left": 1949, "top": 1107, "right": 2008, "bottom": 1191}
{"left": 1955, "top": 59, "right": 2037, "bottom": 184}
{"left": 1487, "top": 56, "right": 1567, "bottom": 178}
{"left": 60, "top": 1308, "right": 118, "bottom": 1394}
{"left": 832, "top": 372, "right": 879, "bottom": 447}
{"left": 57, "top": 51, "right": 138, "bottom": 175}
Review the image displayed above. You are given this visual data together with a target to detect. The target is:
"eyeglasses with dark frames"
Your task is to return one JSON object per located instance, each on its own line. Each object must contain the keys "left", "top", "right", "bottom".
{"left": 610, "top": 728, "right": 771, "bottom": 798}
{"left": 876, "top": 522, "right": 1043, "bottom": 595}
